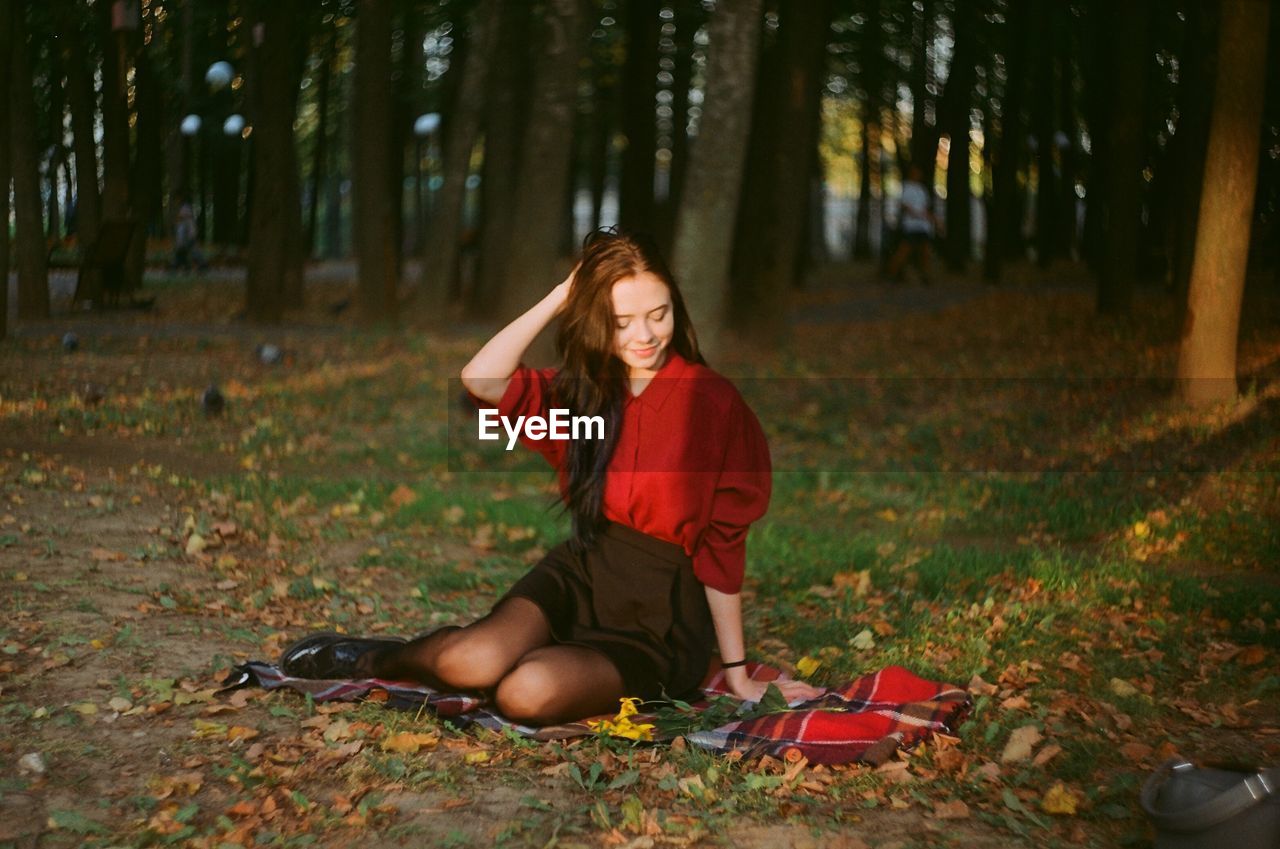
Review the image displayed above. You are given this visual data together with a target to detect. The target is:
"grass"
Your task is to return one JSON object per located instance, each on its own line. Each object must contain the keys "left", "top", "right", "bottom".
{"left": 2, "top": 281, "right": 1277, "bottom": 847}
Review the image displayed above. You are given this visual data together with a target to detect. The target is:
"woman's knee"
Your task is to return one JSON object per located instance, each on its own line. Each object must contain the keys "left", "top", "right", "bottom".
{"left": 493, "top": 661, "right": 560, "bottom": 725}
{"left": 432, "top": 631, "right": 513, "bottom": 690}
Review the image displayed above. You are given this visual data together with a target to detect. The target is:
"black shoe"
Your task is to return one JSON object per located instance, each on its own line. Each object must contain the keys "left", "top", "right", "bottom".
{"left": 279, "top": 632, "right": 406, "bottom": 679}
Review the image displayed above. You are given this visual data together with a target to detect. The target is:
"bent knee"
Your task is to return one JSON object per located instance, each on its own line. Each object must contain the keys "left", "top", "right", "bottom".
{"left": 433, "top": 633, "right": 512, "bottom": 691}
{"left": 494, "top": 662, "right": 560, "bottom": 725}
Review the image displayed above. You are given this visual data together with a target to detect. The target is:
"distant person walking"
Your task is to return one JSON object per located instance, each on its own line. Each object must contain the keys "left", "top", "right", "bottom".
{"left": 171, "top": 196, "right": 207, "bottom": 272}
{"left": 886, "top": 165, "right": 939, "bottom": 285}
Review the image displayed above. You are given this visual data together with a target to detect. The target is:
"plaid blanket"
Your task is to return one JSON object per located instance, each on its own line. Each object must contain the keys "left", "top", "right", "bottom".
{"left": 220, "top": 660, "right": 969, "bottom": 766}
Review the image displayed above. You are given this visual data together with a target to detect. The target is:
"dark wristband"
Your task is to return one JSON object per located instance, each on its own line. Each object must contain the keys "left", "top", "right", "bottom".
{"left": 720, "top": 658, "right": 748, "bottom": 669}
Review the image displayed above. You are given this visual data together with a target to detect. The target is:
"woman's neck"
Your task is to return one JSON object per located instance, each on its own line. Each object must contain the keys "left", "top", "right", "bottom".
{"left": 628, "top": 350, "right": 670, "bottom": 396}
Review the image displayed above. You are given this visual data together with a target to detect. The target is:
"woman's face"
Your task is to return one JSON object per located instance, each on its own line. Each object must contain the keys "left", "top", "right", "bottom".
{"left": 611, "top": 271, "right": 674, "bottom": 375}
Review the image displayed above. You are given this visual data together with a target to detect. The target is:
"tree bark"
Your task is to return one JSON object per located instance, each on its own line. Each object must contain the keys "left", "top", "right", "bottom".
{"left": 496, "top": 0, "right": 588, "bottom": 324}
{"left": 0, "top": 1, "right": 11, "bottom": 339}
{"left": 1032, "top": 0, "right": 1056, "bottom": 269}
{"left": 730, "top": 0, "right": 829, "bottom": 340}
{"left": 307, "top": 22, "right": 338, "bottom": 257}
{"left": 853, "top": 0, "right": 882, "bottom": 261}
{"left": 56, "top": 6, "right": 101, "bottom": 251}
{"left": 941, "top": 0, "right": 978, "bottom": 271}
{"left": 1176, "top": 0, "right": 1269, "bottom": 406}
{"left": 1167, "top": 0, "right": 1219, "bottom": 298}
{"left": 353, "top": 0, "right": 398, "bottom": 323}
{"left": 471, "top": 0, "right": 532, "bottom": 317}
{"left": 1095, "top": 0, "right": 1152, "bottom": 315}
{"left": 124, "top": 47, "right": 164, "bottom": 297}
{"left": 618, "top": 0, "right": 660, "bottom": 232}
{"left": 656, "top": 0, "right": 701, "bottom": 252}
{"left": 984, "top": 0, "right": 1029, "bottom": 284}
{"left": 670, "top": 0, "right": 764, "bottom": 356}
{"left": 419, "top": 0, "right": 500, "bottom": 308}
{"left": 9, "top": 1, "right": 50, "bottom": 319}
{"left": 245, "top": 0, "right": 308, "bottom": 322}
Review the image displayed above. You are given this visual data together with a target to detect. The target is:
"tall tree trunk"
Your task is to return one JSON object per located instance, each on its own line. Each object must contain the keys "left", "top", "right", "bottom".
{"left": 496, "top": 0, "right": 588, "bottom": 325}
{"left": 618, "top": 0, "right": 660, "bottom": 232}
{"left": 0, "top": 1, "right": 11, "bottom": 339}
{"left": 1095, "top": 0, "right": 1152, "bottom": 315}
{"left": 1176, "top": 0, "right": 1269, "bottom": 405}
{"left": 657, "top": 1, "right": 699, "bottom": 252}
{"left": 1032, "top": 0, "right": 1056, "bottom": 269}
{"left": 853, "top": 0, "right": 882, "bottom": 261}
{"left": 671, "top": 0, "right": 764, "bottom": 356}
{"left": 909, "top": 0, "right": 935, "bottom": 177}
{"left": 245, "top": 0, "right": 308, "bottom": 322}
{"left": 984, "top": 1, "right": 1029, "bottom": 284}
{"left": 353, "top": 0, "right": 398, "bottom": 323}
{"left": 9, "top": 2, "right": 49, "bottom": 319}
{"left": 471, "top": 0, "right": 532, "bottom": 317}
{"left": 99, "top": 1, "right": 132, "bottom": 228}
{"left": 1079, "top": 0, "right": 1111, "bottom": 271}
{"left": 730, "top": 0, "right": 829, "bottom": 340}
{"left": 941, "top": 0, "right": 978, "bottom": 272}
{"left": 124, "top": 48, "right": 164, "bottom": 297}
{"left": 57, "top": 8, "right": 101, "bottom": 251}
{"left": 419, "top": 0, "right": 500, "bottom": 308}
{"left": 1168, "top": 0, "right": 1219, "bottom": 299}
{"left": 307, "top": 22, "right": 337, "bottom": 257}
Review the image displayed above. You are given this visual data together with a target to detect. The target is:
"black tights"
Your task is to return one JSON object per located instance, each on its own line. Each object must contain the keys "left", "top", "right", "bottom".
{"left": 366, "top": 597, "right": 627, "bottom": 726}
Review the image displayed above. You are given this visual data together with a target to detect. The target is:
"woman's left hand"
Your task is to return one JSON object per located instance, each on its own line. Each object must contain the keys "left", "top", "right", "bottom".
{"left": 731, "top": 676, "right": 827, "bottom": 705}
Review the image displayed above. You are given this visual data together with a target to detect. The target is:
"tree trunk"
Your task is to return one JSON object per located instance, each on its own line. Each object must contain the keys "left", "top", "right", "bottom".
{"left": 670, "top": 0, "right": 764, "bottom": 356}
{"left": 657, "top": 1, "right": 700, "bottom": 252}
{"left": 124, "top": 48, "right": 164, "bottom": 296}
{"left": 419, "top": 0, "right": 500, "bottom": 308}
{"left": 495, "top": 0, "right": 588, "bottom": 324}
{"left": 984, "top": 1, "right": 1029, "bottom": 284}
{"left": 9, "top": 2, "right": 49, "bottom": 319}
{"left": 57, "top": 8, "right": 101, "bottom": 252}
{"left": 471, "top": 0, "right": 533, "bottom": 317}
{"left": 99, "top": 2, "right": 132, "bottom": 228}
{"left": 353, "top": 0, "right": 398, "bottom": 323}
{"left": 0, "top": 1, "right": 11, "bottom": 339}
{"left": 245, "top": 0, "right": 308, "bottom": 322}
{"left": 1095, "top": 0, "right": 1152, "bottom": 315}
{"left": 853, "top": 0, "right": 882, "bottom": 261}
{"left": 307, "top": 22, "right": 338, "bottom": 258}
{"left": 730, "top": 0, "right": 829, "bottom": 340}
{"left": 1168, "top": 0, "right": 1219, "bottom": 299}
{"left": 941, "top": 0, "right": 978, "bottom": 272}
{"left": 618, "top": 0, "right": 660, "bottom": 232}
{"left": 1032, "top": 0, "right": 1056, "bottom": 269}
{"left": 1175, "top": 0, "right": 1269, "bottom": 405}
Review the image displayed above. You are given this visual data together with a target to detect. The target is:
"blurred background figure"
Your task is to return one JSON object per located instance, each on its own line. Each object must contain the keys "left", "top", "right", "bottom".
{"left": 171, "top": 195, "right": 207, "bottom": 273}
{"left": 885, "top": 165, "right": 938, "bottom": 285}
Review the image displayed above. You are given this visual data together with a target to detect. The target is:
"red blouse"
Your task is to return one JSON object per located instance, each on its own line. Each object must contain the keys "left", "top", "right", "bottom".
{"left": 484, "top": 352, "right": 771, "bottom": 594}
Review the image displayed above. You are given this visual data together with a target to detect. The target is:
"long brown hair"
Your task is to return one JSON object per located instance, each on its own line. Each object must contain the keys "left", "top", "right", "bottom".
{"left": 553, "top": 228, "right": 703, "bottom": 547}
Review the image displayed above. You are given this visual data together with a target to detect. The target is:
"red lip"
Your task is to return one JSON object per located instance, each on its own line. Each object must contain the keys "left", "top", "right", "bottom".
{"left": 631, "top": 347, "right": 656, "bottom": 358}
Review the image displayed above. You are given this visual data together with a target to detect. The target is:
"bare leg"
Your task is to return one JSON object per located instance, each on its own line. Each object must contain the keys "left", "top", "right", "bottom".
{"left": 367, "top": 597, "right": 553, "bottom": 691}
{"left": 494, "top": 645, "right": 628, "bottom": 726}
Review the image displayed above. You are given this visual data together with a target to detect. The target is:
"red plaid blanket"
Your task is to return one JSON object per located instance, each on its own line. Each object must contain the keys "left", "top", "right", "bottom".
{"left": 220, "top": 660, "right": 968, "bottom": 766}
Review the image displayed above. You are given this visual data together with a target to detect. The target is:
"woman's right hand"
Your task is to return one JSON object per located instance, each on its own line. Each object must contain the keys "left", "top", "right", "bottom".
{"left": 552, "top": 262, "right": 581, "bottom": 315}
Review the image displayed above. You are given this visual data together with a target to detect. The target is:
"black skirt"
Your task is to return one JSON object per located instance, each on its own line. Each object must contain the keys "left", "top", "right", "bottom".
{"left": 499, "top": 522, "right": 714, "bottom": 702}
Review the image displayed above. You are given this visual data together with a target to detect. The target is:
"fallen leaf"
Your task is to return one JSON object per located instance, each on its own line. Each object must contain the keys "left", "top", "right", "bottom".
{"left": 380, "top": 732, "right": 438, "bottom": 754}
{"left": 933, "top": 799, "right": 970, "bottom": 819}
{"left": 1237, "top": 645, "right": 1267, "bottom": 667}
{"left": 1041, "top": 782, "right": 1080, "bottom": 816}
{"left": 795, "top": 656, "right": 821, "bottom": 678}
{"left": 1109, "top": 678, "right": 1139, "bottom": 698}
{"left": 1032, "top": 743, "right": 1063, "bottom": 767}
{"left": 1000, "top": 725, "right": 1042, "bottom": 763}
{"left": 850, "top": 629, "right": 876, "bottom": 651}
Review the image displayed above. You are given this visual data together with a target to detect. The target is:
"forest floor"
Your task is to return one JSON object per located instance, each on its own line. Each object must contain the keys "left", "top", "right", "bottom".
{"left": 1, "top": 261, "right": 1278, "bottom": 848}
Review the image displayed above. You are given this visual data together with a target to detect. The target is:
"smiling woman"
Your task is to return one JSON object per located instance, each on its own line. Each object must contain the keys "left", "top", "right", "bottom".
{"left": 281, "top": 228, "right": 826, "bottom": 724}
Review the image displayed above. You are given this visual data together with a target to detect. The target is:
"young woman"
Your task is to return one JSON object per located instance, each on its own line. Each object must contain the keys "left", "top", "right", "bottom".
{"left": 281, "top": 230, "right": 824, "bottom": 725}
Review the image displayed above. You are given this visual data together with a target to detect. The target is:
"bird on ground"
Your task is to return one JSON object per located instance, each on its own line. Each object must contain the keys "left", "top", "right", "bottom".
{"left": 201, "top": 385, "right": 225, "bottom": 417}
{"left": 61, "top": 332, "right": 79, "bottom": 352}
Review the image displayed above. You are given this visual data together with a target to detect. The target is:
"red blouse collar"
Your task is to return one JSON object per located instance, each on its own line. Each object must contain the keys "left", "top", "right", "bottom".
{"left": 628, "top": 350, "right": 688, "bottom": 411}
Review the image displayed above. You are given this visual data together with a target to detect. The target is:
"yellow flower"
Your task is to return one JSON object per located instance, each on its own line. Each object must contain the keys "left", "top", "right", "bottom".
{"left": 587, "top": 697, "right": 655, "bottom": 741}
{"left": 795, "top": 656, "right": 821, "bottom": 678}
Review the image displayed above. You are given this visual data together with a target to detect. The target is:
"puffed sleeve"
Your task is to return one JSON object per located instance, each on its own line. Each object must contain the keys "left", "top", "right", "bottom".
{"left": 692, "top": 396, "right": 772, "bottom": 593}
{"left": 469, "top": 366, "right": 566, "bottom": 467}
